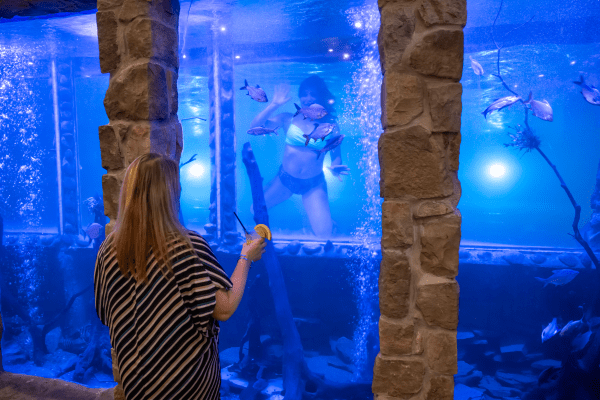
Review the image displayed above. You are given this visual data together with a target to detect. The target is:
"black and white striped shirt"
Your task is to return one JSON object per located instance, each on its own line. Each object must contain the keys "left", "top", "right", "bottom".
{"left": 94, "top": 230, "right": 232, "bottom": 400}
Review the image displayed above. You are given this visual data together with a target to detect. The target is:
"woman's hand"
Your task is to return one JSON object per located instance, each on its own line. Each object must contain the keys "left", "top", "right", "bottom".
{"left": 241, "top": 235, "right": 266, "bottom": 262}
{"left": 327, "top": 165, "right": 350, "bottom": 182}
{"left": 272, "top": 84, "right": 291, "bottom": 106}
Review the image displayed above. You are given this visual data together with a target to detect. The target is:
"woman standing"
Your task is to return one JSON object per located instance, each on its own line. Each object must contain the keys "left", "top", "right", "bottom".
{"left": 94, "top": 153, "right": 265, "bottom": 400}
{"left": 250, "top": 75, "right": 349, "bottom": 238}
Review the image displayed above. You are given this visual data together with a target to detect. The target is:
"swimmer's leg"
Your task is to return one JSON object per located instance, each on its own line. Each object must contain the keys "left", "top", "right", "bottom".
{"left": 251, "top": 175, "right": 293, "bottom": 214}
{"left": 302, "top": 181, "right": 333, "bottom": 238}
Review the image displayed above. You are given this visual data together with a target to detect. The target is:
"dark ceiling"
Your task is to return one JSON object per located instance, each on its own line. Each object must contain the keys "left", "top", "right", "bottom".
{"left": 0, "top": 0, "right": 96, "bottom": 20}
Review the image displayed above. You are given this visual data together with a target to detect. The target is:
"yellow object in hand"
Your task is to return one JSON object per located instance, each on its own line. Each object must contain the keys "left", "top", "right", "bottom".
{"left": 254, "top": 224, "right": 272, "bottom": 240}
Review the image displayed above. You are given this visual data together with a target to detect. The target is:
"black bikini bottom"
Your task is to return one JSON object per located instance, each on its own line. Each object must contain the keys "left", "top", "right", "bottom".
{"left": 278, "top": 165, "right": 326, "bottom": 195}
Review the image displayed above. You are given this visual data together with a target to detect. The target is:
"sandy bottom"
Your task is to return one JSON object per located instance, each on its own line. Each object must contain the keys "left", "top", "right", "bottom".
{"left": 0, "top": 372, "right": 115, "bottom": 400}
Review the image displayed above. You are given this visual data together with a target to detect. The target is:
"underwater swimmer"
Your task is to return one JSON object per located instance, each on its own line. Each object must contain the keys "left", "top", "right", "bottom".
{"left": 250, "top": 75, "right": 349, "bottom": 238}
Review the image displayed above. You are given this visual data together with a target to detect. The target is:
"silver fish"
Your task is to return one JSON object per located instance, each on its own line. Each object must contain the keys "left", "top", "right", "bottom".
{"left": 303, "top": 123, "right": 335, "bottom": 146}
{"left": 482, "top": 95, "right": 522, "bottom": 119}
{"left": 470, "top": 56, "right": 484, "bottom": 76}
{"left": 247, "top": 126, "right": 278, "bottom": 136}
{"left": 541, "top": 317, "right": 559, "bottom": 343}
{"left": 240, "top": 79, "right": 268, "bottom": 102}
{"left": 525, "top": 92, "right": 553, "bottom": 122}
{"left": 573, "top": 75, "right": 600, "bottom": 105}
{"left": 293, "top": 103, "right": 328, "bottom": 120}
{"left": 317, "top": 134, "right": 344, "bottom": 159}
{"left": 535, "top": 269, "right": 579, "bottom": 287}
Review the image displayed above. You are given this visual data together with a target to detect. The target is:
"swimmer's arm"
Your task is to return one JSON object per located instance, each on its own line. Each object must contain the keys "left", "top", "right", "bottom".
{"left": 250, "top": 104, "right": 292, "bottom": 130}
{"left": 330, "top": 144, "right": 342, "bottom": 166}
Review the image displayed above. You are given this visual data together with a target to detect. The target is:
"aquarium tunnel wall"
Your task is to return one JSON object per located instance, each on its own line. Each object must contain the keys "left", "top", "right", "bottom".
{"left": 2, "top": 0, "right": 599, "bottom": 399}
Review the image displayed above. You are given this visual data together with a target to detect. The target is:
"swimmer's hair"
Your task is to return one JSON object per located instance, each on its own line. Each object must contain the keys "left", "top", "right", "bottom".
{"left": 112, "top": 153, "right": 193, "bottom": 283}
{"left": 299, "top": 75, "right": 337, "bottom": 121}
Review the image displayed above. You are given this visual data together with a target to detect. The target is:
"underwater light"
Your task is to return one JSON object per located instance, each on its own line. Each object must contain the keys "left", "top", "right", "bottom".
{"left": 328, "top": 49, "right": 333, "bottom": 53}
{"left": 188, "top": 163, "right": 205, "bottom": 178}
{"left": 570, "top": 61, "right": 576, "bottom": 65}
{"left": 183, "top": 54, "right": 187, "bottom": 59}
{"left": 328, "top": 99, "right": 334, "bottom": 104}
{"left": 538, "top": 74, "right": 544, "bottom": 78}
{"left": 489, "top": 164, "right": 506, "bottom": 178}
{"left": 354, "top": 21, "right": 363, "bottom": 28}
{"left": 235, "top": 55, "right": 240, "bottom": 59}
{"left": 220, "top": 26, "right": 226, "bottom": 32}
{"left": 343, "top": 53, "right": 350, "bottom": 60}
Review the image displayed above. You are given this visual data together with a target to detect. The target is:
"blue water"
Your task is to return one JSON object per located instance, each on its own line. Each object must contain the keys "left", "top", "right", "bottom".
{"left": 1, "top": 0, "right": 599, "bottom": 398}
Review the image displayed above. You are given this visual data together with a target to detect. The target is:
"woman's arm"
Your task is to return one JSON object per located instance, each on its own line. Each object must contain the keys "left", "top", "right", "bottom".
{"left": 327, "top": 125, "right": 350, "bottom": 181}
{"left": 213, "top": 237, "right": 266, "bottom": 321}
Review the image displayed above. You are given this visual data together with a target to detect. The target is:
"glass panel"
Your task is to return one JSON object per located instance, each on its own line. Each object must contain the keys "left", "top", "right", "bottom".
{"left": 458, "top": 0, "right": 600, "bottom": 398}
{"left": 0, "top": 12, "right": 113, "bottom": 388}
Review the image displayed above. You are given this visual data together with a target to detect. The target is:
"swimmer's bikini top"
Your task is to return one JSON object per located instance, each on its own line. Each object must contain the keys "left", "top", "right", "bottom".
{"left": 285, "top": 124, "right": 328, "bottom": 151}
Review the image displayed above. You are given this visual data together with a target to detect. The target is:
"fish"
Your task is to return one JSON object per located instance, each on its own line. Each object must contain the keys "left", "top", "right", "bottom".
{"left": 470, "top": 56, "right": 484, "bottom": 76}
{"left": 240, "top": 79, "right": 268, "bottom": 102}
{"left": 317, "top": 135, "right": 344, "bottom": 159}
{"left": 482, "top": 95, "right": 522, "bottom": 119}
{"left": 293, "top": 103, "right": 328, "bottom": 120}
{"left": 247, "top": 126, "right": 278, "bottom": 136}
{"left": 541, "top": 318, "right": 559, "bottom": 343}
{"left": 535, "top": 269, "right": 579, "bottom": 287}
{"left": 84, "top": 223, "right": 103, "bottom": 240}
{"left": 524, "top": 92, "right": 553, "bottom": 122}
{"left": 571, "top": 331, "right": 592, "bottom": 352}
{"left": 303, "top": 123, "right": 335, "bottom": 145}
{"left": 573, "top": 75, "right": 600, "bottom": 105}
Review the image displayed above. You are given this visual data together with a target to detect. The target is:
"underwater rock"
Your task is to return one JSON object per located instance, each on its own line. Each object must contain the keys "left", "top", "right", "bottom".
{"left": 220, "top": 347, "right": 241, "bottom": 367}
{"left": 45, "top": 327, "right": 62, "bottom": 353}
{"left": 223, "top": 231, "right": 240, "bottom": 244}
{"left": 203, "top": 223, "right": 216, "bottom": 233}
{"left": 457, "top": 331, "right": 475, "bottom": 340}
{"left": 273, "top": 243, "right": 287, "bottom": 254}
{"left": 558, "top": 254, "right": 579, "bottom": 268}
{"left": 454, "top": 384, "right": 485, "bottom": 399}
{"left": 455, "top": 370, "right": 483, "bottom": 387}
{"left": 479, "top": 376, "right": 520, "bottom": 398}
{"left": 477, "top": 251, "right": 493, "bottom": 262}
{"left": 457, "top": 361, "right": 475, "bottom": 376}
{"left": 531, "top": 254, "right": 547, "bottom": 264}
{"left": 286, "top": 241, "right": 301, "bottom": 255}
{"left": 531, "top": 359, "right": 561, "bottom": 370}
{"left": 40, "top": 235, "right": 55, "bottom": 246}
{"left": 495, "top": 371, "right": 537, "bottom": 387}
{"left": 305, "top": 355, "right": 354, "bottom": 383}
{"left": 3, "top": 342, "right": 28, "bottom": 364}
{"left": 500, "top": 344, "right": 525, "bottom": 354}
{"left": 502, "top": 252, "right": 526, "bottom": 265}
{"left": 302, "top": 243, "right": 322, "bottom": 255}
{"left": 579, "top": 254, "right": 592, "bottom": 268}
{"left": 5, "top": 236, "right": 17, "bottom": 245}
{"left": 260, "top": 378, "right": 283, "bottom": 396}
{"left": 323, "top": 240, "right": 334, "bottom": 253}
{"left": 459, "top": 250, "right": 470, "bottom": 260}
{"left": 333, "top": 337, "right": 354, "bottom": 364}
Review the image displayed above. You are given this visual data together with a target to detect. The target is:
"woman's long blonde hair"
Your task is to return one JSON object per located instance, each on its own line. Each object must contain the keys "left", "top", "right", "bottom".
{"left": 112, "top": 153, "right": 193, "bottom": 282}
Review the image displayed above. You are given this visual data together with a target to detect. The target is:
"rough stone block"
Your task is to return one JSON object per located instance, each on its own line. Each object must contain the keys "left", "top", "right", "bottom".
{"left": 96, "top": 11, "right": 119, "bottom": 73}
{"left": 379, "top": 125, "right": 454, "bottom": 199}
{"left": 150, "top": 120, "right": 182, "bottom": 162}
{"left": 382, "top": 200, "right": 413, "bottom": 248}
{"left": 98, "top": 125, "right": 124, "bottom": 171}
{"left": 378, "top": 2, "right": 415, "bottom": 73}
{"left": 416, "top": 278, "right": 459, "bottom": 329}
{"left": 167, "top": 69, "right": 178, "bottom": 116}
{"left": 379, "top": 317, "right": 414, "bottom": 356}
{"left": 119, "top": 123, "right": 151, "bottom": 165}
{"left": 104, "top": 63, "right": 168, "bottom": 121}
{"left": 409, "top": 29, "right": 463, "bottom": 80}
{"left": 445, "top": 132, "right": 460, "bottom": 171}
{"left": 420, "top": 213, "right": 461, "bottom": 277}
{"left": 426, "top": 374, "right": 454, "bottom": 399}
{"left": 175, "top": 119, "right": 183, "bottom": 161}
{"left": 428, "top": 83, "right": 462, "bottom": 133}
{"left": 97, "top": 0, "right": 124, "bottom": 10}
{"left": 119, "top": 0, "right": 178, "bottom": 28}
{"left": 419, "top": 0, "right": 467, "bottom": 27}
{"left": 126, "top": 19, "right": 178, "bottom": 69}
{"left": 381, "top": 72, "right": 423, "bottom": 128}
{"left": 379, "top": 250, "right": 410, "bottom": 319}
{"left": 426, "top": 330, "right": 457, "bottom": 374}
{"left": 102, "top": 173, "right": 123, "bottom": 220}
{"left": 415, "top": 200, "right": 453, "bottom": 218}
{"left": 372, "top": 355, "right": 424, "bottom": 396}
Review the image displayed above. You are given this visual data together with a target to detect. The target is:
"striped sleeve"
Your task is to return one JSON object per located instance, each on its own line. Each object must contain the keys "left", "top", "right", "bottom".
{"left": 188, "top": 231, "right": 233, "bottom": 290}
{"left": 93, "top": 240, "right": 108, "bottom": 325}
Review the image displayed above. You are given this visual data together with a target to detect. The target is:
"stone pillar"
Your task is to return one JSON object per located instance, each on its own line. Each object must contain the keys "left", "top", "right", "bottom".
{"left": 95, "top": 0, "right": 181, "bottom": 396}
{"left": 207, "top": 16, "right": 237, "bottom": 245}
{"left": 374, "top": 1, "right": 465, "bottom": 399}
{"left": 96, "top": 0, "right": 182, "bottom": 235}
